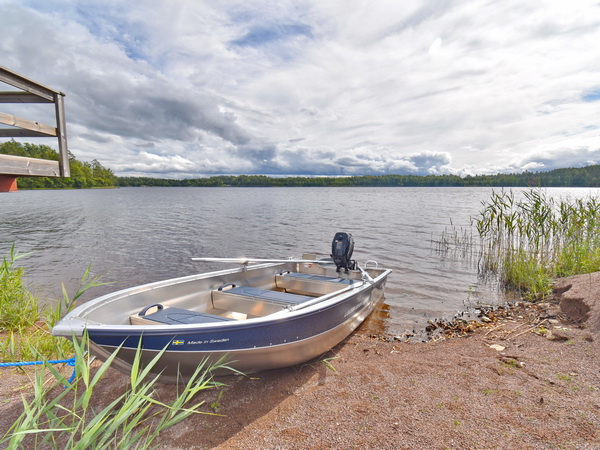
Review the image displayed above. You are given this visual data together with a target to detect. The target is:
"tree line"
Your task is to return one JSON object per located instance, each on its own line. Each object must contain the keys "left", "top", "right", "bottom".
{"left": 4, "top": 141, "right": 600, "bottom": 188}
{"left": 0, "top": 141, "right": 116, "bottom": 189}
{"left": 117, "top": 166, "right": 600, "bottom": 188}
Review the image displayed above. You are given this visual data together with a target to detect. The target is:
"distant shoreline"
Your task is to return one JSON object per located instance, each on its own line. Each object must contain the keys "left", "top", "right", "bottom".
{"left": 115, "top": 167, "right": 600, "bottom": 188}
{"left": 13, "top": 184, "right": 600, "bottom": 192}
{"left": 4, "top": 141, "right": 600, "bottom": 189}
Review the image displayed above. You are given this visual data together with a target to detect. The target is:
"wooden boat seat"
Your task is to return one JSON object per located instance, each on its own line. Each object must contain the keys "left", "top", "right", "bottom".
{"left": 276, "top": 272, "right": 357, "bottom": 296}
{"left": 130, "top": 304, "right": 234, "bottom": 326}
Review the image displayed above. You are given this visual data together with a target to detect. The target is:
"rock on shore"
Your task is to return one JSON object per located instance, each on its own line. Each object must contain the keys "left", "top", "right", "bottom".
{"left": 554, "top": 271, "right": 600, "bottom": 335}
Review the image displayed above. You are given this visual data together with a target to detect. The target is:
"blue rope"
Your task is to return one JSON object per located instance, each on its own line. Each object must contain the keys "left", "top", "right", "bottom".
{"left": 0, "top": 357, "right": 75, "bottom": 368}
{"left": 0, "top": 357, "right": 77, "bottom": 384}
{"left": 66, "top": 358, "right": 77, "bottom": 384}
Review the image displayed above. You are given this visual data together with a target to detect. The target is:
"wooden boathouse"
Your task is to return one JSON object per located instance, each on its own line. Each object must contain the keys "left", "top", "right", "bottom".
{"left": 0, "top": 66, "right": 69, "bottom": 192}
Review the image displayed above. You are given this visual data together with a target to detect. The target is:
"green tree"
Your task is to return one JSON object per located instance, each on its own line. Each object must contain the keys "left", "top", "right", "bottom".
{"left": 0, "top": 141, "right": 116, "bottom": 189}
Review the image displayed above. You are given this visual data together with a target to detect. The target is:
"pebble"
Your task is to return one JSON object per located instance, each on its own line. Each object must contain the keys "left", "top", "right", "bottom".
{"left": 489, "top": 344, "right": 505, "bottom": 352}
{"left": 545, "top": 330, "right": 569, "bottom": 342}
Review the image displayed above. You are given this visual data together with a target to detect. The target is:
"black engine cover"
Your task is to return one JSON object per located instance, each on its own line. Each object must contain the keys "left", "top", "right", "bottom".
{"left": 331, "top": 232, "right": 355, "bottom": 272}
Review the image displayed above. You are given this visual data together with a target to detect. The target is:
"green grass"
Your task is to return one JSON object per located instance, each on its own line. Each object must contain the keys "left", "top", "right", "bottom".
{"left": 0, "top": 245, "right": 38, "bottom": 331}
{"left": 1, "top": 246, "right": 106, "bottom": 362}
{"left": 320, "top": 355, "right": 339, "bottom": 372}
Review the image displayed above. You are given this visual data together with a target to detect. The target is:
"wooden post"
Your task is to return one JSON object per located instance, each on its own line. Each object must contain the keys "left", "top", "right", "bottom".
{"left": 0, "top": 175, "right": 18, "bottom": 192}
{"left": 55, "top": 93, "right": 70, "bottom": 177}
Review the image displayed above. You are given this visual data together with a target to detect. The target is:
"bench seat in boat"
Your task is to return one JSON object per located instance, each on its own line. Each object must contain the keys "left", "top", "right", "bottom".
{"left": 131, "top": 306, "right": 234, "bottom": 325}
{"left": 276, "top": 272, "right": 357, "bottom": 296}
{"left": 211, "top": 286, "right": 314, "bottom": 318}
{"left": 279, "top": 272, "right": 357, "bottom": 284}
{"left": 218, "top": 286, "right": 314, "bottom": 305}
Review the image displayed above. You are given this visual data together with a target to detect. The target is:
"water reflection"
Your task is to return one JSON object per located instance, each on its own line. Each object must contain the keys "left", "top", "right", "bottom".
{"left": 359, "top": 300, "right": 391, "bottom": 336}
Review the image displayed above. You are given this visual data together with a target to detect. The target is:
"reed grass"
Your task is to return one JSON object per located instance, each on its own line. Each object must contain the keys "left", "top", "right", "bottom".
{"left": 472, "top": 189, "right": 600, "bottom": 300}
{"left": 1, "top": 247, "right": 239, "bottom": 448}
{"left": 0, "top": 245, "right": 38, "bottom": 331}
{"left": 1, "top": 253, "right": 106, "bottom": 362}
{"left": 2, "top": 335, "right": 234, "bottom": 449}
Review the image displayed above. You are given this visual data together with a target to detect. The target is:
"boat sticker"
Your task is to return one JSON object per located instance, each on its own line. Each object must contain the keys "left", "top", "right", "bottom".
{"left": 171, "top": 340, "right": 185, "bottom": 346}
{"left": 186, "top": 338, "right": 230, "bottom": 345}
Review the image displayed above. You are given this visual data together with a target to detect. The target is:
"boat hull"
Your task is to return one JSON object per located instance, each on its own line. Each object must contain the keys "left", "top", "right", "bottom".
{"left": 54, "top": 261, "right": 390, "bottom": 383}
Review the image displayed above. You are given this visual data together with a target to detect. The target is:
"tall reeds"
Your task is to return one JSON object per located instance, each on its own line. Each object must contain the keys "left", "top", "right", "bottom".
{"left": 3, "top": 336, "right": 234, "bottom": 449}
{"left": 474, "top": 189, "right": 600, "bottom": 299}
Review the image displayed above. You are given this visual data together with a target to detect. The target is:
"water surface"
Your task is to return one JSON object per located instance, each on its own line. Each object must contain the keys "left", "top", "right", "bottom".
{"left": 2, "top": 186, "right": 598, "bottom": 337}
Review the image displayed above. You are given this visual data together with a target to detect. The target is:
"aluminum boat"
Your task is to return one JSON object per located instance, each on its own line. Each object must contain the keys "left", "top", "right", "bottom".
{"left": 52, "top": 233, "right": 391, "bottom": 383}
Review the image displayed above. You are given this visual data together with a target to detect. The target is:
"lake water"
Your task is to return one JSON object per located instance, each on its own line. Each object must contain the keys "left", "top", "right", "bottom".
{"left": 2, "top": 186, "right": 598, "bottom": 338}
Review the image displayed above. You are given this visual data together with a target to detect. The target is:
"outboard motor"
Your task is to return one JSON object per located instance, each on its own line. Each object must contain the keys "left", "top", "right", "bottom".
{"left": 331, "top": 232, "right": 356, "bottom": 273}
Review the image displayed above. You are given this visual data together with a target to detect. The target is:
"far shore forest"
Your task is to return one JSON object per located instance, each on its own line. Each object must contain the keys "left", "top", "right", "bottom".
{"left": 3, "top": 141, "right": 600, "bottom": 189}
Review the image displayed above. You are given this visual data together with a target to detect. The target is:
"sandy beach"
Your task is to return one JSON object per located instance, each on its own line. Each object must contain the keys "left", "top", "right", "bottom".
{"left": 1, "top": 272, "right": 599, "bottom": 449}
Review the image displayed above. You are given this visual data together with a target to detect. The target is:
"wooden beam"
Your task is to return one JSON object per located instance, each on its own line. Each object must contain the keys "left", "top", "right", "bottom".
{"left": 0, "top": 66, "right": 59, "bottom": 102}
{"left": 0, "top": 129, "right": 53, "bottom": 138}
{"left": 0, "top": 91, "right": 53, "bottom": 103}
{"left": 0, "top": 154, "right": 60, "bottom": 177}
{"left": 0, "top": 112, "right": 57, "bottom": 136}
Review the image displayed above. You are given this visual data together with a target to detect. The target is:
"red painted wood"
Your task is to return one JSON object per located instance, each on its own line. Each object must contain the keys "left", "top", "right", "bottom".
{"left": 0, "top": 175, "right": 18, "bottom": 192}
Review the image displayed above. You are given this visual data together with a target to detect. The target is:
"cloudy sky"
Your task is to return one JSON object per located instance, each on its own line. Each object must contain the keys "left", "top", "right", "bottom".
{"left": 1, "top": 0, "right": 600, "bottom": 178}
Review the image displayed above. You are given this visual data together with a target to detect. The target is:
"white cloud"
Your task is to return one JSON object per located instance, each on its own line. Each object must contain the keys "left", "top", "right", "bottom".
{"left": 1, "top": 0, "right": 600, "bottom": 177}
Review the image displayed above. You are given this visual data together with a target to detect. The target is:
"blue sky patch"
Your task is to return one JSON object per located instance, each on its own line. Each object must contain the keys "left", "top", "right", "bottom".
{"left": 582, "top": 88, "right": 600, "bottom": 102}
{"left": 232, "top": 23, "right": 312, "bottom": 48}
{"left": 74, "top": 5, "right": 146, "bottom": 61}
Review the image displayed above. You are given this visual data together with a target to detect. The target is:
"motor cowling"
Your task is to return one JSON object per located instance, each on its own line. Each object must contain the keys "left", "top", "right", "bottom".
{"left": 331, "top": 232, "right": 355, "bottom": 272}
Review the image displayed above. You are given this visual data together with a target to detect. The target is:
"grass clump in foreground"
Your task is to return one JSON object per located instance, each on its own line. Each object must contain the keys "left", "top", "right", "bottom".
{"left": 2, "top": 335, "right": 235, "bottom": 449}
{"left": 473, "top": 189, "right": 600, "bottom": 300}
{"left": 0, "top": 245, "right": 104, "bottom": 362}
{"left": 1, "top": 247, "right": 238, "bottom": 448}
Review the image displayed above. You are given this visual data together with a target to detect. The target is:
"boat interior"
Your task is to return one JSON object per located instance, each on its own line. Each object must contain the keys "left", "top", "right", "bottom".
{"left": 54, "top": 234, "right": 390, "bottom": 338}
{"left": 129, "top": 266, "right": 367, "bottom": 326}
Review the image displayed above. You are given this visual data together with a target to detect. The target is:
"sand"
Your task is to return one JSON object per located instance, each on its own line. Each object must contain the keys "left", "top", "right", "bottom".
{"left": 1, "top": 273, "right": 599, "bottom": 449}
